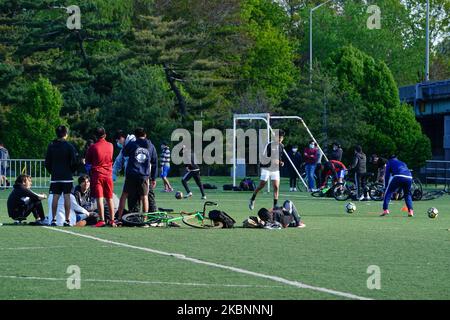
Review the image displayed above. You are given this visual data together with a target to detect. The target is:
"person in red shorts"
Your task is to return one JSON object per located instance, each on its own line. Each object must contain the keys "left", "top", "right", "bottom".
{"left": 85, "top": 127, "right": 116, "bottom": 227}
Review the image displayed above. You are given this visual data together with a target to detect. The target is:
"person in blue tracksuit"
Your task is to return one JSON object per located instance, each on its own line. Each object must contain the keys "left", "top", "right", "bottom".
{"left": 381, "top": 155, "right": 414, "bottom": 217}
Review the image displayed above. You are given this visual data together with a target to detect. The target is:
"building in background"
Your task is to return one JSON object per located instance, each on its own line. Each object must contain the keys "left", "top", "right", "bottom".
{"left": 400, "top": 79, "right": 450, "bottom": 160}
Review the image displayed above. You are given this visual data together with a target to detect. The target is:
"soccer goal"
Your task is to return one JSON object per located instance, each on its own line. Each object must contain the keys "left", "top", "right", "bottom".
{"left": 232, "top": 113, "right": 328, "bottom": 192}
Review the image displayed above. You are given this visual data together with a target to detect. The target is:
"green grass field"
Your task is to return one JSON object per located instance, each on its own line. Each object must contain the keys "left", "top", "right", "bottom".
{"left": 0, "top": 176, "right": 449, "bottom": 300}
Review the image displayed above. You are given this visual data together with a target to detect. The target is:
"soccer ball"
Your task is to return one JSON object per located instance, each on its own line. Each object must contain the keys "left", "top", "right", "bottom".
{"left": 427, "top": 207, "right": 438, "bottom": 219}
{"left": 175, "top": 191, "right": 183, "bottom": 200}
{"left": 346, "top": 202, "right": 356, "bottom": 214}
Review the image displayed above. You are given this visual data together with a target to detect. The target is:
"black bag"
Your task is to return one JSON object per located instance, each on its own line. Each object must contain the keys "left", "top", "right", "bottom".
{"left": 223, "top": 184, "right": 233, "bottom": 191}
{"left": 239, "top": 178, "right": 256, "bottom": 191}
{"left": 208, "top": 210, "right": 236, "bottom": 228}
{"left": 203, "top": 183, "right": 217, "bottom": 190}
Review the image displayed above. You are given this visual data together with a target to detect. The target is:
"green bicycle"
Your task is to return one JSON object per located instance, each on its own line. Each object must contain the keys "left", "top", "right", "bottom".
{"left": 121, "top": 201, "right": 223, "bottom": 229}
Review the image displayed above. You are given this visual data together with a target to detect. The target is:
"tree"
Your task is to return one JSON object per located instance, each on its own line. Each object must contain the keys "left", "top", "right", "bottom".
{"left": 4, "top": 77, "right": 65, "bottom": 158}
{"left": 100, "top": 65, "right": 178, "bottom": 146}
{"left": 328, "top": 46, "right": 431, "bottom": 168}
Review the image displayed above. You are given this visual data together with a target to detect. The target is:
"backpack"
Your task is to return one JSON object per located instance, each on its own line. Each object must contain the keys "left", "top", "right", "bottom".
{"left": 239, "top": 178, "right": 256, "bottom": 191}
{"left": 208, "top": 210, "right": 236, "bottom": 228}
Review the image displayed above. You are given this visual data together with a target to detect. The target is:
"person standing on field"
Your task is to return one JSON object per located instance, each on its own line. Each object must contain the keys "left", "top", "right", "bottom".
{"left": 45, "top": 125, "right": 78, "bottom": 227}
{"left": 85, "top": 127, "right": 116, "bottom": 227}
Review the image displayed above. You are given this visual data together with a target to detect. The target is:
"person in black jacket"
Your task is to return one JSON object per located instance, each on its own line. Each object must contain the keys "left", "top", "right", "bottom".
{"left": 181, "top": 145, "right": 206, "bottom": 199}
{"left": 348, "top": 145, "right": 369, "bottom": 201}
{"left": 45, "top": 125, "right": 78, "bottom": 227}
{"left": 328, "top": 142, "right": 343, "bottom": 161}
{"left": 287, "top": 146, "right": 302, "bottom": 191}
{"left": 7, "top": 175, "right": 47, "bottom": 225}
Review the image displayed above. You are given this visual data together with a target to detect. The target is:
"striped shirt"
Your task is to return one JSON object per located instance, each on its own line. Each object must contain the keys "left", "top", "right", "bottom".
{"left": 160, "top": 146, "right": 171, "bottom": 167}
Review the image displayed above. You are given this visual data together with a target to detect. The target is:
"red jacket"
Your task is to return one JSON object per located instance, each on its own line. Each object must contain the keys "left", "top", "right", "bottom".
{"left": 303, "top": 147, "right": 318, "bottom": 165}
{"left": 85, "top": 138, "right": 113, "bottom": 178}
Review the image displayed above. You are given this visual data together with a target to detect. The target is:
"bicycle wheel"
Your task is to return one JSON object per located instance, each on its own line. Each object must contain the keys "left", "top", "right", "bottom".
{"left": 369, "top": 183, "right": 384, "bottom": 201}
{"left": 421, "top": 190, "right": 445, "bottom": 201}
{"left": 311, "top": 190, "right": 323, "bottom": 198}
{"left": 182, "top": 214, "right": 223, "bottom": 229}
{"left": 121, "top": 213, "right": 147, "bottom": 227}
{"left": 332, "top": 183, "right": 351, "bottom": 201}
{"left": 411, "top": 178, "right": 423, "bottom": 200}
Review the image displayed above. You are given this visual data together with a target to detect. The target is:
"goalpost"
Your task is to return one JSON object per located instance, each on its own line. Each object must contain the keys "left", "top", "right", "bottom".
{"left": 232, "top": 113, "right": 329, "bottom": 192}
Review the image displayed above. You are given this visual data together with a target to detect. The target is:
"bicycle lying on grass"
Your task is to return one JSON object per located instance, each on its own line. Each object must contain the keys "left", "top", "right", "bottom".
{"left": 121, "top": 201, "right": 224, "bottom": 229}
{"left": 368, "top": 177, "right": 423, "bottom": 201}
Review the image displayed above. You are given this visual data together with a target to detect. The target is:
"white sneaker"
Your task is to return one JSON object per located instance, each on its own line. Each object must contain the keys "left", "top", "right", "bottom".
{"left": 294, "top": 188, "right": 298, "bottom": 192}
{"left": 201, "top": 196, "right": 207, "bottom": 200}
{"left": 249, "top": 199, "right": 255, "bottom": 210}
{"left": 358, "top": 195, "right": 365, "bottom": 201}
{"left": 184, "top": 192, "right": 193, "bottom": 199}
{"left": 289, "top": 188, "right": 293, "bottom": 192}
{"left": 297, "top": 222, "right": 306, "bottom": 228}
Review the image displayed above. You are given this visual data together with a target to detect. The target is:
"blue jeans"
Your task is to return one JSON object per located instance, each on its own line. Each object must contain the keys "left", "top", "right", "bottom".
{"left": 305, "top": 164, "right": 316, "bottom": 190}
{"left": 76, "top": 213, "right": 89, "bottom": 222}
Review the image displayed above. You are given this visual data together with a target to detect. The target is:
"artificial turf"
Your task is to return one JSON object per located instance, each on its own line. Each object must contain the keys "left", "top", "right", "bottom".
{"left": 0, "top": 176, "right": 449, "bottom": 300}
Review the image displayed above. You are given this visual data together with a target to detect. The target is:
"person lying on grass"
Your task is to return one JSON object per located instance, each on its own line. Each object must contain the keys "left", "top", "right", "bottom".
{"left": 257, "top": 200, "right": 306, "bottom": 229}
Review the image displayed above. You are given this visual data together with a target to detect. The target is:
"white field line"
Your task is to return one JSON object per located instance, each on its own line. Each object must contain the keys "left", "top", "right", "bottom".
{"left": 0, "top": 245, "right": 112, "bottom": 251}
{"left": 42, "top": 227, "right": 373, "bottom": 300}
{"left": 0, "top": 275, "right": 282, "bottom": 289}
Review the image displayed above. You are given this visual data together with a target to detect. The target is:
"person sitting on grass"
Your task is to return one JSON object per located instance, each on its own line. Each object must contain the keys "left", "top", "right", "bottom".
{"left": 47, "top": 193, "right": 94, "bottom": 227}
{"left": 7, "top": 175, "right": 47, "bottom": 225}
{"left": 257, "top": 200, "right": 306, "bottom": 229}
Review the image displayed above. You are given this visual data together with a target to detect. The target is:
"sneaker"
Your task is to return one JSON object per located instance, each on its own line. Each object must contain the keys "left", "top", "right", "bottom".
{"left": 297, "top": 222, "right": 306, "bottom": 228}
{"left": 108, "top": 221, "right": 118, "bottom": 227}
{"left": 184, "top": 192, "right": 193, "bottom": 199}
{"left": 13, "top": 220, "right": 23, "bottom": 225}
{"left": 63, "top": 220, "right": 71, "bottom": 227}
{"left": 94, "top": 220, "right": 106, "bottom": 228}
{"left": 293, "top": 188, "right": 298, "bottom": 192}
{"left": 408, "top": 210, "right": 414, "bottom": 217}
{"left": 50, "top": 220, "right": 57, "bottom": 227}
{"left": 249, "top": 199, "right": 255, "bottom": 210}
{"left": 201, "top": 196, "right": 207, "bottom": 200}
{"left": 289, "top": 188, "right": 293, "bottom": 192}
{"left": 34, "top": 220, "right": 45, "bottom": 226}
{"left": 380, "top": 210, "right": 390, "bottom": 217}
{"left": 362, "top": 196, "right": 370, "bottom": 201}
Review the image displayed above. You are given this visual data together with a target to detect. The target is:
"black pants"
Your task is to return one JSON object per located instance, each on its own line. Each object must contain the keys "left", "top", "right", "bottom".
{"left": 289, "top": 174, "right": 297, "bottom": 188}
{"left": 355, "top": 172, "right": 368, "bottom": 198}
{"left": 10, "top": 200, "right": 45, "bottom": 221}
{"left": 128, "top": 183, "right": 157, "bottom": 213}
{"left": 182, "top": 170, "right": 205, "bottom": 197}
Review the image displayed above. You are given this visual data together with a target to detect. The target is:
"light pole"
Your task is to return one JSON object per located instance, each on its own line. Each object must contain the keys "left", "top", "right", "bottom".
{"left": 310, "top": 0, "right": 334, "bottom": 84}
{"left": 425, "top": 0, "right": 430, "bottom": 82}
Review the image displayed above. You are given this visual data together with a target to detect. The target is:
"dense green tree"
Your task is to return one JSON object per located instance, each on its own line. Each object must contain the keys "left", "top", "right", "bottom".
{"left": 4, "top": 77, "right": 65, "bottom": 158}
{"left": 328, "top": 46, "right": 431, "bottom": 168}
